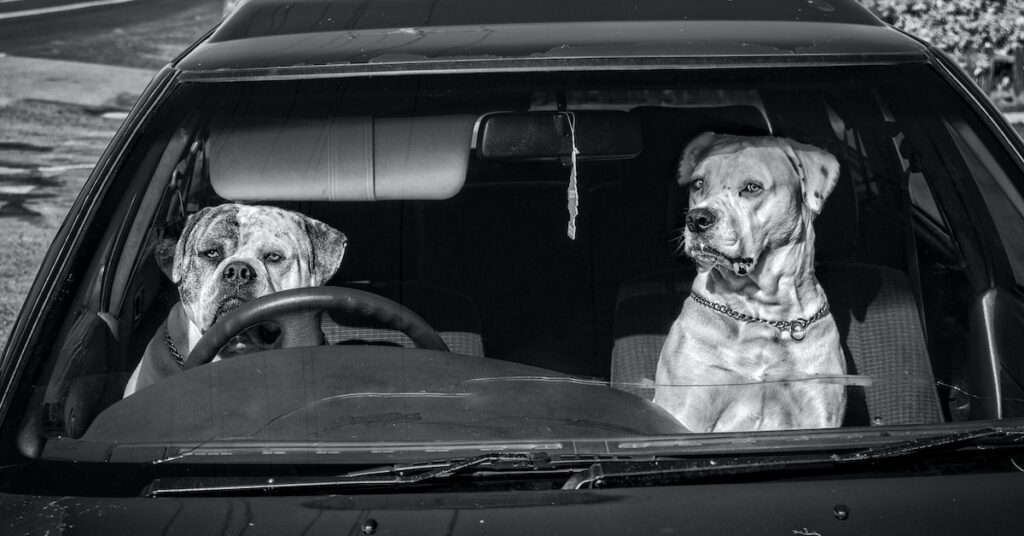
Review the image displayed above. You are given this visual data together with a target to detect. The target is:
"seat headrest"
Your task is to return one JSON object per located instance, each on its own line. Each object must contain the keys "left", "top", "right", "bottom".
{"left": 633, "top": 104, "right": 774, "bottom": 211}
{"left": 811, "top": 145, "right": 859, "bottom": 263}
{"left": 633, "top": 104, "right": 773, "bottom": 143}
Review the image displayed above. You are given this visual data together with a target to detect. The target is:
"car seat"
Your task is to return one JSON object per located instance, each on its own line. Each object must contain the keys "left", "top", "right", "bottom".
{"left": 319, "top": 280, "right": 485, "bottom": 356}
{"left": 610, "top": 263, "right": 942, "bottom": 426}
{"left": 271, "top": 201, "right": 487, "bottom": 356}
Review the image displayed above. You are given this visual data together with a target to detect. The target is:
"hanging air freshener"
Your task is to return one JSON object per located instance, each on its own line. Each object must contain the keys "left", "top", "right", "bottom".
{"left": 565, "top": 112, "right": 580, "bottom": 240}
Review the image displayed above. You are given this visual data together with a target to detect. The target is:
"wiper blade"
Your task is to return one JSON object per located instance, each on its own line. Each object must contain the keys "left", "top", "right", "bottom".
{"left": 143, "top": 452, "right": 559, "bottom": 497}
{"left": 838, "top": 426, "right": 1024, "bottom": 462}
{"left": 563, "top": 427, "right": 1024, "bottom": 489}
{"left": 143, "top": 428, "right": 1024, "bottom": 495}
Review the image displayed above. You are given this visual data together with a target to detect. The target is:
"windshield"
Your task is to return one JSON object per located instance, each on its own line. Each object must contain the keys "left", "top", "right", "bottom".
{"left": 30, "top": 63, "right": 1024, "bottom": 463}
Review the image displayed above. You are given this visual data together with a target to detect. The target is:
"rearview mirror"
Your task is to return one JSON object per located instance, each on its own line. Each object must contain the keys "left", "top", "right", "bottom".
{"left": 476, "top": 111, "right": 642, "bottom": 161}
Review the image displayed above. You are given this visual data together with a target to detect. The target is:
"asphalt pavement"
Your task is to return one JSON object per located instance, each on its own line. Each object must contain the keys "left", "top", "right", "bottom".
{"left": 0, "top": 54, "right": 152, "bottom": 108}
{"left": 0, "top": 0, "right": 210, "bottom": 51}
{"left": 0, "top": 53, "right": 151, "bottom": 220}
{"left": 0, "top": 55, "right": 150, "bottom": 342}
{"left": 0, "top": 0, "right": 217, "bottom": 345}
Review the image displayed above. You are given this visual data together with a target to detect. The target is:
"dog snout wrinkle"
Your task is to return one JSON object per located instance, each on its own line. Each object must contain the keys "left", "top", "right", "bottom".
{"left": 222, "top": 261, "right": 258, "bottom": 287}
{"left": 686, "top": 208, "right": 717, "bottom": 233}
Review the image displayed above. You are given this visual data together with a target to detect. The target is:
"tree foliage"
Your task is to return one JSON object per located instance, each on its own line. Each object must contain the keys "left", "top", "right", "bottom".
{"left": 860, "top": 0, "right": 1024, "bottom": 75}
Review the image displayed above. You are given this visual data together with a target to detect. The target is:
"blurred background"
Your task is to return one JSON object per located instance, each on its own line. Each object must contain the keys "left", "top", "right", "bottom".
{"left": 864, "top": 0, "right": 1024, "bottom": 112}
{"left": 0, "top": 0, "right": 1021, "bottom": 346}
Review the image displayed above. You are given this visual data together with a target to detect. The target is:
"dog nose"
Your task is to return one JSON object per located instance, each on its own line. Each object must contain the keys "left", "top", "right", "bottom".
{"left": 685, "top": 208, "right": 717, "bottom": 233}
{"left": 222, "top": 261, "right": 257, "bottom": 286}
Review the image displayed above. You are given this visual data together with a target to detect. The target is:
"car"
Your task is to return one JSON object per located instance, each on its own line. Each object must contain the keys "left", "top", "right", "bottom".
{"left": 2, "top": 0, "right": 1024, "bottom": 532}
{"left": 221, "top": 0, "right": 245, "bottom": 18}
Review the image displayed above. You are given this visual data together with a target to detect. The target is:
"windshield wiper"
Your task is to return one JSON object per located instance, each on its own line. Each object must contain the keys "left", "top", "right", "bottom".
{"left": 143, "top": 452, "right": 566, "bottom": 497}
{"left": 143, "top": 427, "right": 1024, "bottom": 496}
{"left": 838, "top": 426, "right": 1024, "bottom": 460}
{"left": 563, "top": 426, "right": 1024, "bottom": 489}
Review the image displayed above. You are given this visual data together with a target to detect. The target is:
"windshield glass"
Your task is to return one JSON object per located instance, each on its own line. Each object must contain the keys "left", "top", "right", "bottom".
{"left": 33, "top": 63, "right": 1024, "bottom": 462}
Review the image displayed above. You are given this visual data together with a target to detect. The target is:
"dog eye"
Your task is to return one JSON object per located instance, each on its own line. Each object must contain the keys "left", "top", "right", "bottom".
{"left": 689, "top": 178, "right": 704, "bottom": 191}
{"left": 742, "top": 183, "right": 764, "bottom": 195}
{"left": 202, "top": 249, "right": 220, "bottom": 259}
{"left": 264, "top": 252, "right": 282, "bottom": 262}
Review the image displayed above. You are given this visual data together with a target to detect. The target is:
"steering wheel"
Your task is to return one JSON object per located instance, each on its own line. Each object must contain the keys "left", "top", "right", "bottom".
{"left": 185, "top": 287, "right": 449, "bottom": 369}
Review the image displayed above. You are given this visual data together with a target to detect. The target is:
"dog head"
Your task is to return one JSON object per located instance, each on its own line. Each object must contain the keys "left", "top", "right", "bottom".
{"left": 676, "top": 132, "right": 839, "bottom": 276}
{"left": 156, "top": 203, "right": 347, "bottom": 332}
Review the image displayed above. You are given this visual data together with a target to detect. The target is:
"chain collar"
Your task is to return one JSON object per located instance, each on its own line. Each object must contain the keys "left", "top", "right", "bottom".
{"left": 688, "top": 291, "right": 830, "bottom": 341}
{"left": 165, "top": 326, "right": 185, "bottom": 368}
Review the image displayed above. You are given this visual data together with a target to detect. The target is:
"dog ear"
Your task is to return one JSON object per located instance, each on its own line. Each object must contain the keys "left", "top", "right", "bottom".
{"left": 677, "top": 131, "right": 719, "bottom": 186}
{"left": 303, "top": 217, "right": 348, "bottom": 286}
{"left": 158, "top": 206, "right": 214, "bottom": 284}
{"left": 783, "top": 140, "right": 840, "bottom": 215}
{"left": 154, "top": 237, "right": 178, "bottom": 281}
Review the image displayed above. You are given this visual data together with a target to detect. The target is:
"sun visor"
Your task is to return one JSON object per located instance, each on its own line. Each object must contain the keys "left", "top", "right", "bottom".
{"left": 208, "top": 114, "right": 476, "bottom": 201}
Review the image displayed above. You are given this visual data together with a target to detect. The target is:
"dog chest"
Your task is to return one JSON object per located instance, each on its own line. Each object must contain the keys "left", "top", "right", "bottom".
{"left": 666, "top": 307, "right": 844, "bottom": 384}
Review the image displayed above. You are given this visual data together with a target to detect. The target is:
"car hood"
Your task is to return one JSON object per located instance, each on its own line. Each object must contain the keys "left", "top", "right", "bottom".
{"left": 4, "top": 472, "right": 1023, "bottom": 533}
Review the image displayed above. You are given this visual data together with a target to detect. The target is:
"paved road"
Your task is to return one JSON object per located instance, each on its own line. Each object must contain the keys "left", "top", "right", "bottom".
{"left": 0, "top": 0, "right": 210, "bottom": 53}
{"left": 0, "top": 0, "right": 214, "bottom": 344}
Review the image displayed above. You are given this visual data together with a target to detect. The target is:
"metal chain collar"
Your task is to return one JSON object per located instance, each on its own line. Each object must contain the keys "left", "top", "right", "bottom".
{"left": 688, "top": 291, "right": 830, "bottom": 341}
{"left": 165, "top": 327, "right": 185, "bottom": 368}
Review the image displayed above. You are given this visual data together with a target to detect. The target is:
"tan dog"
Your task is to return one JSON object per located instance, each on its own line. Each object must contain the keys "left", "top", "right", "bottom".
{"left": 653, "top": 132, "right": 848, "bottom": 432}
{"left": 123, "top": 203, "right": 347, "bottom": 397}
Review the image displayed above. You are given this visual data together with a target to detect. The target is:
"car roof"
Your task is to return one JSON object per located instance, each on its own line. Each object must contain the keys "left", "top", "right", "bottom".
{"left": 175, "top": 0, "right": 929, "bottom": 76}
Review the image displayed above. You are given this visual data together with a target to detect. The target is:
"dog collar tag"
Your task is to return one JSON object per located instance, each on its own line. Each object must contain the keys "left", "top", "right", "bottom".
{"left": 789, "top": 319, "right": 808, "bottom": 341}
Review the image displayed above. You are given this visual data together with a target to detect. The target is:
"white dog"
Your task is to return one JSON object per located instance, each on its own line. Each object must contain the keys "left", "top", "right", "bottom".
{"left": 123, "top": 204, "right": 347, "bottom": 396}
{"left": 654, "top": 132, "right": 848, "bottom": 432}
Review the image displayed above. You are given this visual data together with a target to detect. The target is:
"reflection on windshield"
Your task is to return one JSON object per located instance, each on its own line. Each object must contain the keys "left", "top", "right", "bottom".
{"left": 36, "top": 65, "right": 1024, "bottom": 462}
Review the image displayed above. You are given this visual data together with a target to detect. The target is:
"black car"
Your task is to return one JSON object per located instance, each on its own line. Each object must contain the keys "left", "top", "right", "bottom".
{"left": 3, "top": 0, "right": 1024, "bottom": 532}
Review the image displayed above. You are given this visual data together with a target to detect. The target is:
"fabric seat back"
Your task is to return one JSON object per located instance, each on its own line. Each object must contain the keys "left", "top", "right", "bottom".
{"left": 320, "top": 281, "right": 485, "bottom": 356}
